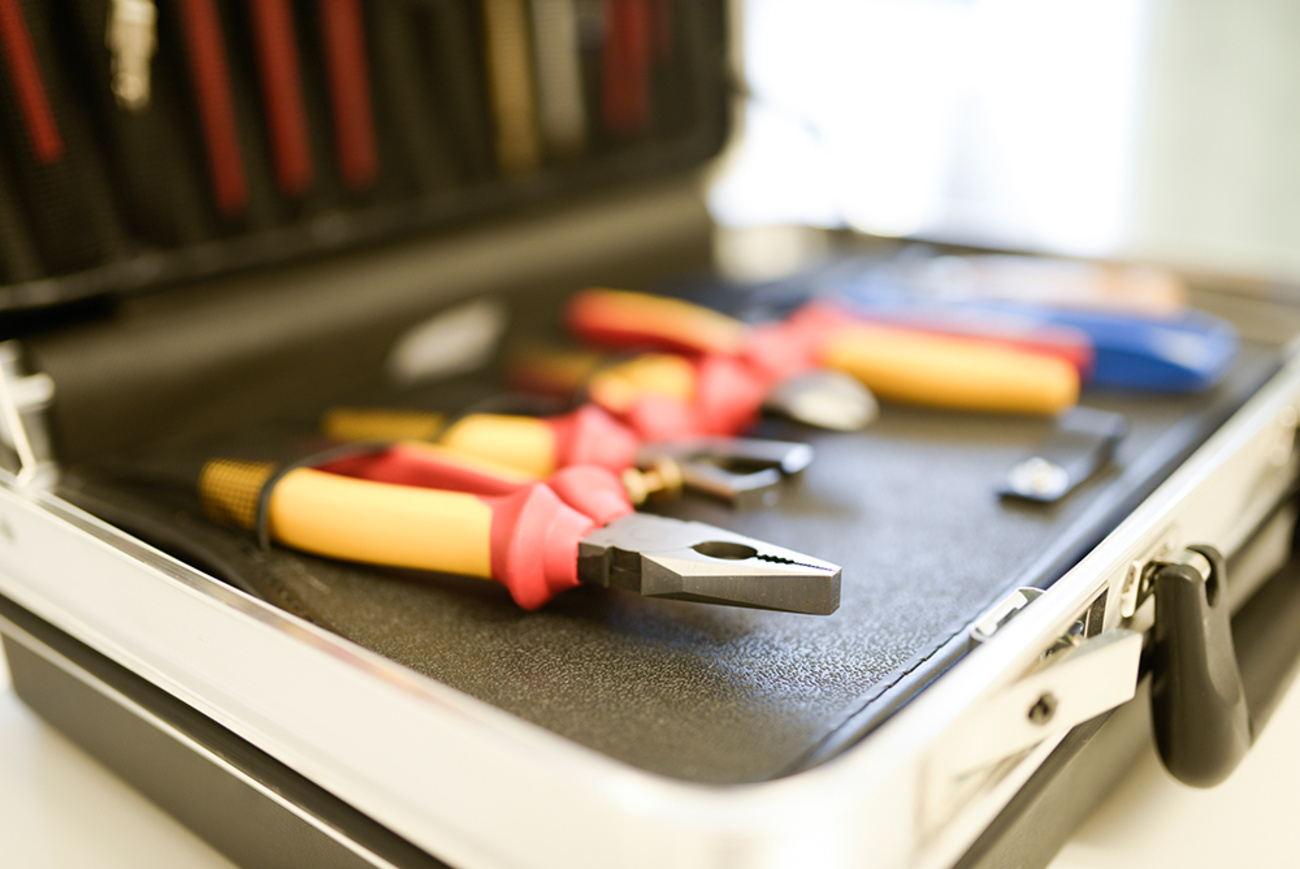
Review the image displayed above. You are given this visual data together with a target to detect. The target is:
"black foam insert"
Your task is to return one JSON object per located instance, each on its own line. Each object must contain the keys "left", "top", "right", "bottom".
{"left": 62, "top": 343, "right": 1281, "bottom": 785}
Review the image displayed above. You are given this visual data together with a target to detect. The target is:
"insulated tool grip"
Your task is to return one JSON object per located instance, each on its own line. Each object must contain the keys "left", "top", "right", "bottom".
{"left": 199, "top": 459, "right": 593, "bottom": 609}
{"left": 601, "top": 0, "right": 652, "bottom": 136}
{"left": 320, "top": 441, "right": 634, "bottom": 526}
{"left": 586, "top": 353, "right": 696, "bottom": 412}
{"left": 567, "top": 288, "right": 746, "bottom": 355}
{"left": 822, "top": 325, "right": 1079, "bottom": 415}
{"left": 506, "top": 344, "right": 604, "bottom": 397}
{"left": 321, "top": 407, "right": 447, "bottom": 442}
{"left": 513, "top": 348, "right": 770, "bottom": 439}
{"left": 845, "top": 309, "right": 1096, "bottom": 380}
{"left": 270, "top": 468, "right": 497, "bottom": 578}
{"left": 320, "top": 442, "right": 536, "bottom": 494}
{"left": 178, "top": 0, "right": 249, "bottom": 216}
{"left": 248, "top": 0, "right": 313, "bottom": 196}
{"left": 438, "top": 412, "right": 558, "bottom": 476}
{"left": 325, "top": 405, "right": 641, "bottom": 476}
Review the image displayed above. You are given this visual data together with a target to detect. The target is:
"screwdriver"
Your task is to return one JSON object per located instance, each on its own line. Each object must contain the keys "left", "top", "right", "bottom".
{"left": 198, "top": 456, "right": 841, "bottom": 613}
{"left": 567, "top": 288, "right": 1080, "bottom": 416}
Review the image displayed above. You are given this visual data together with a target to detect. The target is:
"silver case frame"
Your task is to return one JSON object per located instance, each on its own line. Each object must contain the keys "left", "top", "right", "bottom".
{"left": 0, "top": 346, "right": 1297, "bottom": 869}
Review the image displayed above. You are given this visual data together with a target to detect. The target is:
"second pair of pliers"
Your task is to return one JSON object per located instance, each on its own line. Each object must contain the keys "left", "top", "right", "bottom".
{"left": 321, "top": 404, "right": 813, "bottom": 509}
{"left": 199, "top": 446, "right": 841, "bottom": 615}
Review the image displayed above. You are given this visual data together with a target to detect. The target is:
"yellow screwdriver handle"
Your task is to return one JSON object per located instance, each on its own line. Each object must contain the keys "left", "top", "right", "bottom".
{"left": 823, "top": 326, "right": 1079, "bottom": 415}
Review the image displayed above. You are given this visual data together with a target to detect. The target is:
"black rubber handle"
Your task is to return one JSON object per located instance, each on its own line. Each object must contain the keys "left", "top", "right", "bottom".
{"left": 1150, "top": 544, "right": 1252, "bottom": 787}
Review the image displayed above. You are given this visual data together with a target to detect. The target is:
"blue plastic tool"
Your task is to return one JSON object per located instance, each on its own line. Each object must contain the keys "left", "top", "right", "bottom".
{"left": 834, "top": 288, "right": 1239, "bottom": 393}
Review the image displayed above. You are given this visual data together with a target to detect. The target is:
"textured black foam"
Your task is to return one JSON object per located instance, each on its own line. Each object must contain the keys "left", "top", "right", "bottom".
{"left": 63, "top": 344, "right": 1280, "bottom": 784}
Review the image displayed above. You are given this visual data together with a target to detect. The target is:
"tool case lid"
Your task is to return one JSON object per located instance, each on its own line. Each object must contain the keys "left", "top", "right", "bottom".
{"left": 0, "top": 0, "right": 730, "bottom": 315}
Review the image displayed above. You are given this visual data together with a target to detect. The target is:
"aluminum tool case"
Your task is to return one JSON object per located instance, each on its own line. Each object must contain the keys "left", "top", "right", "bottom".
{"left": 4, "top": 3, "right": 1300, "bottom": 868}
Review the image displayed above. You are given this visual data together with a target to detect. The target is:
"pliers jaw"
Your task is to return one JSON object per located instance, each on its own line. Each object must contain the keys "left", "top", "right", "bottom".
{"left": 578, "top": 513, "right": 841, "bottom": 615}
{"left": 637, "top": 438, "right": 815, "bottom": 509}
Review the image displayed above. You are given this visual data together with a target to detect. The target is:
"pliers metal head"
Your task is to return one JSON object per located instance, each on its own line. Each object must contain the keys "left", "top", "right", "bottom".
{"left": 578, "top": 513, "right": 841, "bottom": 614}
{"left": 636, "top": 437, "right": 814, "bottom": 509}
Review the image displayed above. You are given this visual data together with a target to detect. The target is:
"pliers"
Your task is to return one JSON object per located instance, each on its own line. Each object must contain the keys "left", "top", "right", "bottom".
{"left": 565, "top": 288, "right": 1082, "bottom": 416}
{"left": 198, "top": 450, "right": 841, "bottom": 614}
{"left": 508, "top": 345, "right": 878, "bottom": 438}
{"left": 321, "top": 404, "right": 813, "bottom": 508}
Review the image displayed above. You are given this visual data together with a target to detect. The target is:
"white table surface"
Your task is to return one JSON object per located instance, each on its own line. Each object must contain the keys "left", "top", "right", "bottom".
{"left": 2, "top": 638, "right": 1300, "bottom": 868}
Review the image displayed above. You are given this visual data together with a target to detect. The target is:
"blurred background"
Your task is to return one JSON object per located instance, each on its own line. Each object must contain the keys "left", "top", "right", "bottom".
{"left": 711, "top": 0, "right": 1300, "bottom": 282}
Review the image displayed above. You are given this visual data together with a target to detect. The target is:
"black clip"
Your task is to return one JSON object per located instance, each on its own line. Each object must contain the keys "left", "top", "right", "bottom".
{"left": 1001, "top": 407, "right": 1127, "bottom": 503}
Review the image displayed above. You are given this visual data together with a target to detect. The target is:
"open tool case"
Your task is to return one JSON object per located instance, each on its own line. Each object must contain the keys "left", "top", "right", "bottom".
{"left": 4, "top": 2, "right": 1300, "bottom": 868}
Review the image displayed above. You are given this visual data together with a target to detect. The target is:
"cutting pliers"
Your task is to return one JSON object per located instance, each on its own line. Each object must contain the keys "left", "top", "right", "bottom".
{"left": 565, "top": 288, "right": 1082, "bottom": 416}
{"left": 198, "top": 451, "right": 841, "bottom": 614}
{"left": 508, "top": 346, "right": 877, "bottom": 437}
{"left": 321, "top": 404, "right": 813, "bottom": 508}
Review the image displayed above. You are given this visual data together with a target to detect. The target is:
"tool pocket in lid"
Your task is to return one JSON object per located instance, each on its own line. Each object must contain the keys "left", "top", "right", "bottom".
{"left": 0, "top": 0, "right": 126, "bottom": 276}
{"left": 61, "top": 0, "right": 213, "bottom": 249}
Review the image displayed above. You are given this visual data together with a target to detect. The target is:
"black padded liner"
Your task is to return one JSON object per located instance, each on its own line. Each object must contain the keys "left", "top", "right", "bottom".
{"left": 61, "top": 344, "right": 1281, "bottom": 785}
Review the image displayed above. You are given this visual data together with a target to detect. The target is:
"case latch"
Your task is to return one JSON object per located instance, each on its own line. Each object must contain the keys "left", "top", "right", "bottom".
{"left": 941, "top": 625, "right": 1143, "bottom": 777}
{"left": 1144, "top": 545, "right": 1252, "bottom": 787}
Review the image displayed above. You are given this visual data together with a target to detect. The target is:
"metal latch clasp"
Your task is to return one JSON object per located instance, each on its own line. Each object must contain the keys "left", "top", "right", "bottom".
{"left": 941, "top": 626, "right": 1143, "bottom": 777}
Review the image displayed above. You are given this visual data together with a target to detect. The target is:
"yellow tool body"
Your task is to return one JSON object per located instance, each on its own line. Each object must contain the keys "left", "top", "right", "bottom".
{"left": 269, "top": 467, "right": 495, "bottom": 577}
{"left": 437, "top": 413, "right": 558, "bottom": 477}
{"left": 822, "top": 325, "right": 1079, "bottom": 415}
{"left": 320, "top": 407, "right": 446, "bottom": 442}
{"left": 322, "top": 407, "right": 562, "bottom": 478}
{"left": 586, "top": 353, "right": 696, "bottom": 412}
{"left": 196, "top": 455, "right": 844, "bottom": 614}
{"left": 389, "top": 440, "right": 541, "bottom": 483}
{"left": 568, "top": 287, "right": 1080, "bottom": 416}
{"left": 567, "top": 287, "right": 746, "bottom": 355}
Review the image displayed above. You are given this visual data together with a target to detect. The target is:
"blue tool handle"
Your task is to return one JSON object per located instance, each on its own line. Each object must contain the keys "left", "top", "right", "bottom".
{"left": 1007, "top": 305, "right": 1239, "bottom": 393}
{"left": 834, "top": 288, "right": 1239, "bottom": 393}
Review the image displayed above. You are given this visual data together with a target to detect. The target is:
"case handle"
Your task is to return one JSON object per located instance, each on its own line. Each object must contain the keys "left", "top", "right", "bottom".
{"left": 1147, "top": 545, "right": 1253, "bottom": 787}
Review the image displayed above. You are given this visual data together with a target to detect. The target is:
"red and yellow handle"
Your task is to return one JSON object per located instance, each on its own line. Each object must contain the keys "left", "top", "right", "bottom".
{"left": 821, "top": 325, "right": 1078, "bottom": 414}
{"left": 510, "top": 347, "right": 771, "bottom": 440}
{"left": 567, "top": 288, "right": 1080, "bottom": 416}
{"left": 319, "top": 441, "right": 636, "bottom": 526}
{"left": 566, "top": 287, "right": 745, "bottom": 355}
{"left": 321, "top": 403, "right": 641, "bottom": 478}
{"left": 199, "top": 458, "right": 596, "bottom": 609}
